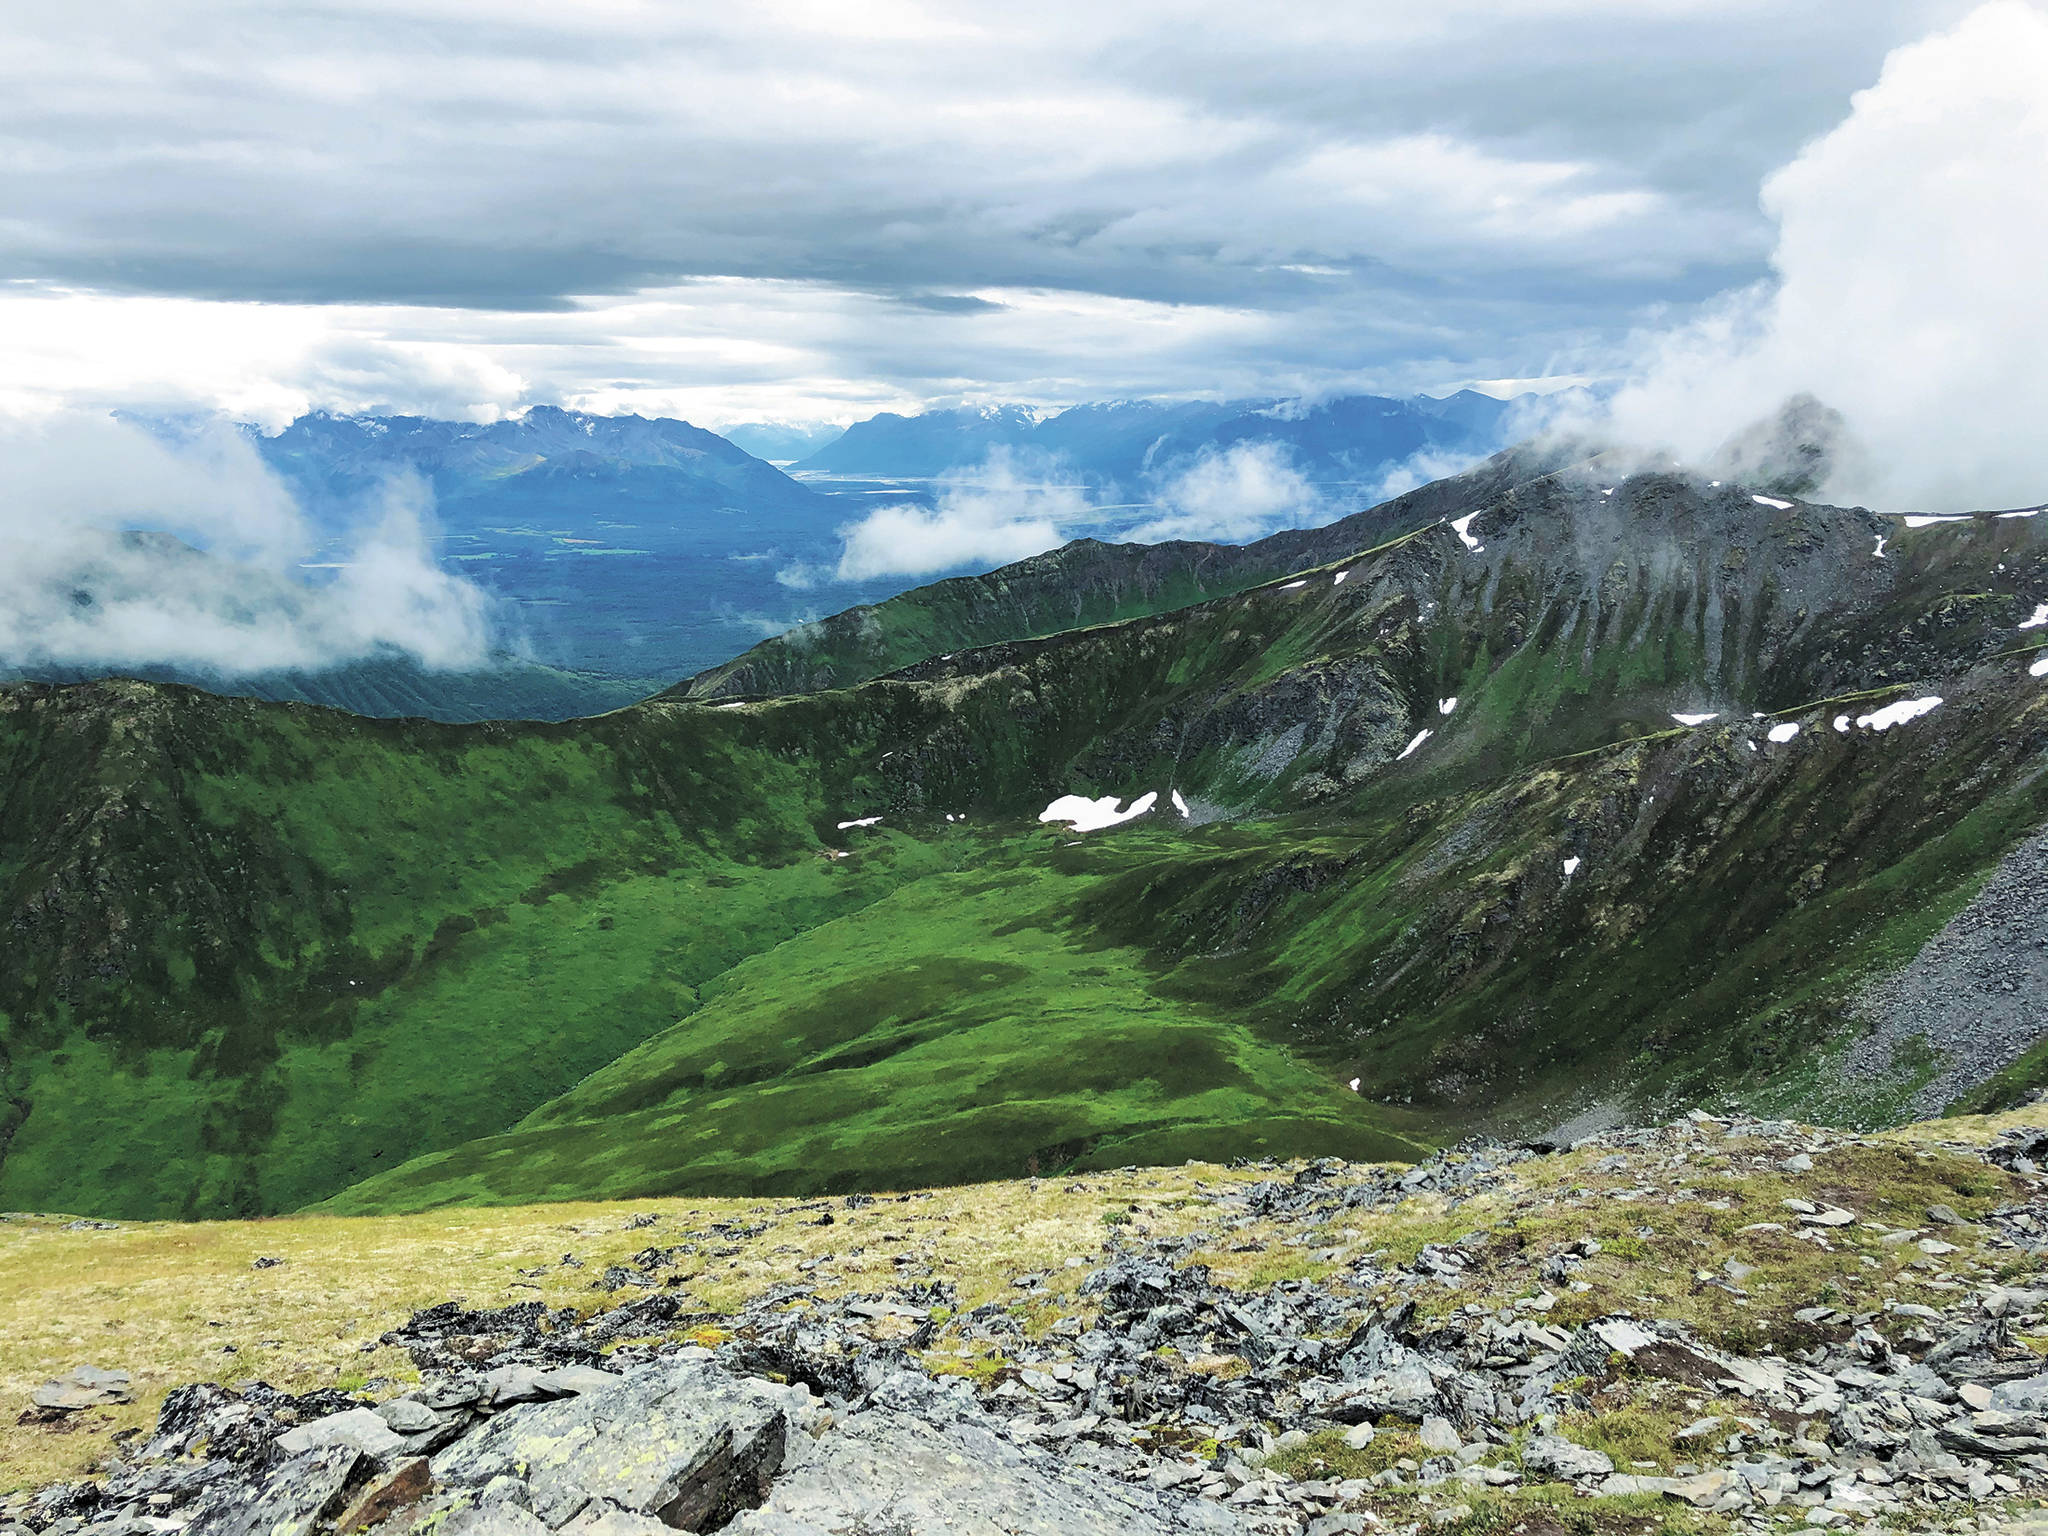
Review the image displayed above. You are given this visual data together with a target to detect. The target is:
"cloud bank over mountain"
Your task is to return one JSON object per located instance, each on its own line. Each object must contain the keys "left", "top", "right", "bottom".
{"left": 0, "top": 416, "right": 494, "bottom": 675}
{"left": 826, "top": 439, "right": 1332, "bottom": 580}
{"left": 1603, "top": 0, "right": 2048, "bottom": 511}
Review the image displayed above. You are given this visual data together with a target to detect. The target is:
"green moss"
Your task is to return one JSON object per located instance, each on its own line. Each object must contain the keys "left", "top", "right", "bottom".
{"left": 1265, "top": 1426, "right": 1421, "bottom": 1482}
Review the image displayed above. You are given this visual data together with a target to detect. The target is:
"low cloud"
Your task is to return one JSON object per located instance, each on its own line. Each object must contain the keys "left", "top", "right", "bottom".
{"left": 1127, "top": 441, "right": 1320, "bottom": 543}
{"left": 1599, "top": 1, "right": 2048, "bottom": 512}
{"left": 1360, "top": 445, "right": 1484, "bottom": 509}
{"left": 0, "top": 413, "right": 494, "bottom": 676}
{"left": 832, "top": 451, "right": 1088, "bottom": 581}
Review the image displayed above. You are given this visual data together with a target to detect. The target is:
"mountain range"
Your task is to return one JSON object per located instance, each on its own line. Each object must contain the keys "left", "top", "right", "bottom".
{"left": 790, "top": 391, "right": 1520, "bottom": 483}
{"left": 3, "top": 438, "right": 2045, "bottom": 1223}
{"left": 9, "top": 396, "right": 1531, "bottom": 726}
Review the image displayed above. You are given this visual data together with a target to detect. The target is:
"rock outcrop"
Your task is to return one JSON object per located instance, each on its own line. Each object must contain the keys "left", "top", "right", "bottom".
{"left": 13, "top": 1114, "right": 2048, "bottom": 1535}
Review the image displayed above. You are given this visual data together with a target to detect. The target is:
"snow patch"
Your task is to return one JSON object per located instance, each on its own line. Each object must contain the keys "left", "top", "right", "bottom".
{"left": 1873, "top": 534, "right": 1888, "bottom": 559}
{"left": 1279, "top": 579, "right": 1308, "bottom": 591}
{"left": 1903, "top": 514, "right": 1972, "bottom": 528}
{"left": 1347, "top": 1077, "right": 1361, "bottom": 1093}
{"left": 2032, "top": 655, "right": 2048, "bottom": 678}
{"left": 1449, "top": 512, "right": 1483, "bottom": 552}
{"left": 1039, "top": 791, "right": 1158, "bottom": 832}
{"left": 1767, "top": 722, "right": 1801, "bottom": 743}
{"left": 2019, "top": 604, "right": 2048, "bottom": 630}
{"left": 1600, "top": 487, "right": 1615, "bottom": 497}
{"left": 1562, "top": 856, "right": 1581, "bottom": 877}
{"left": 1437, "top": 697, "right": 1458, "bottom": 715}
{"left": 1833, "top": 714, "right": 1851, "bottom": 733}
{"left": 1395, "top": 728, "right": 1432, "bottom": 760}
{"left": 2000, "top": 508, "right": 2042, "bottom": 520}
{"left": 1672, "top": 712, "right": 1719, "bottom": 726}
{"left": 836, "top": 816, "right": 882, "bottom": 830}
{"left": 1333, "top": 570, "right": 1348, "bottom": 586}
{"left": 1855, "top": 696, "right": 1943, "bottom": 732}
{"left": 1752, "top": 494, "right": 1795, "bottom": 510}
{"left": 1171, "top": 789, "right": 1190, "bottom": 818}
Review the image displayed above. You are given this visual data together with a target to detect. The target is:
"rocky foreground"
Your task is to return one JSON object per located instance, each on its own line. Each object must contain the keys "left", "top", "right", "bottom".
{"left": 12, "top": 1114, "right": 2048, "bottom": 1535}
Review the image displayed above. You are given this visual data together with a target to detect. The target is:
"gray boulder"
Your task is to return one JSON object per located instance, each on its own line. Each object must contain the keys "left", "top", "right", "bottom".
{"left": 1327, "top": 1359, "right": 1439, "bottom": 1423}
{"left": 373, "top": 1399, "right": 444, "bottom": 1435}
{"left": 731, "top": 1371, "right": 1255, "bottom": 1535}
{"left": 276, "top": 1408, "right": 406, "bottom": 1461}
{"left": 185, "top": 1447, "right": 360, "bottom": 1536}
{"left": 1521, "top": 1435, "right": 1614, "bottom": 1480}
{"left": 31, "top": 1366, "right": 133, "bottom": 1411}
{"left": 432, "top": 1359, "right": 806, "bottom": 1531}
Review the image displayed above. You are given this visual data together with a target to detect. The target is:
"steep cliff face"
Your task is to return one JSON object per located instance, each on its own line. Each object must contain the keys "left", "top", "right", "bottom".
{"left": 3, "top": 452, "right": 2045, "bottom": 1219}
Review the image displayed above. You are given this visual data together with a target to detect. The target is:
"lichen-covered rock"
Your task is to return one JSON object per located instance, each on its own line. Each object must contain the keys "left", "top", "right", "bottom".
{"left": 1520, "top": 1434, "right": 1614, "bottom": 1480}
{"left": 431, "top": 1359, "right": 804, "bottom": 1531}
{"left": 731, "top": 1372, "right": 1255, "bottom": 1535}
{"left": 183, "top": 1447, "right": 360, "bottom": 1536}
{"left": 276, "top": 1408, "right": 406, "bottom": 1461}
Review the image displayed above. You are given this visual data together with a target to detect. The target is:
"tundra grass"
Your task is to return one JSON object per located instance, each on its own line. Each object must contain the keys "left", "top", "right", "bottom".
{"left": 13, "top": 1108, "right": 2035, "bottom": 1509}
{"left": 0, "top": 1158, "right": 1279, "bottom": 1494}
{"left": 318, "top": 837, "right": 1429, "bottom": 1213}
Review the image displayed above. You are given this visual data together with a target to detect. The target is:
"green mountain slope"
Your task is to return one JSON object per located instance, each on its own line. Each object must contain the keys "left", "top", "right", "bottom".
{"left": 675, "top": 442, "right": 1580, "bottom": 700}
{"left": 315, "top": 846, "right": 1430, "bottom": 1213}
{"left": 4, "top": 454, "right": 2046, "bottom": 1220}
{"left": 6, "top": 656, "right": 659, "bottom": 723}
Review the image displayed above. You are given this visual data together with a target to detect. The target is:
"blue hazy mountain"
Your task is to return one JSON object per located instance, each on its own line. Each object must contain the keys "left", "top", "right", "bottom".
{"left": 260, "top": 405, "right": 821, "bottom": 514}
{"left": 793, "top": 391, "right": 1517, "bottom": 482}
{"left": 251, "top": 408, "right": 879, "bottom": 689}
{"left": 718, "top": 420, "right": 850, "bottom": 463}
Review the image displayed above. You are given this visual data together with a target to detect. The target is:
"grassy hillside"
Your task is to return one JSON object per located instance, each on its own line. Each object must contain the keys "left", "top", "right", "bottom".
{"left": 4, "top": 461, "right": 2046, "bottom": 1222}
{"left": 316, "top": 840, "right": 1429, "bottom": 1214}
{"left": 0, "top": 685, "right": 962, "bottom": 1217}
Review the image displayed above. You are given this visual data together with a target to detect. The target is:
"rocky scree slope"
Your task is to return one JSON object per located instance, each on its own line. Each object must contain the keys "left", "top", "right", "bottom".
{"left": 14, "top": 1111, "right": 2048, "bottom": 1534}
{"left": 4, "top": 458, "right": 2048, "bottom": 1219}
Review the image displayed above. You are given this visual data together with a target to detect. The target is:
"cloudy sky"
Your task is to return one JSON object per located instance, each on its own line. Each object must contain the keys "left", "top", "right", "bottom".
{"left": 0, "top": 0, "right": 2015, "bottom": 432}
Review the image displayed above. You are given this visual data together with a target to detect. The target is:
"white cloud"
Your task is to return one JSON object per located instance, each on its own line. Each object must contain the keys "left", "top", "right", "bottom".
{"left": 1360, "top": 445, "right": 1486, "bottom": 508}
{"left": 0, "top": 413, "right": 494, "bottom": 675}
{"left": 832, "top": 450, "right": 1088, "bottom": 580}
{"left": 1126, "top": 441, "right": 1320, "bottom": 542}
{"left": 1603, "top": 0, "right": 2048, "bottom": 510}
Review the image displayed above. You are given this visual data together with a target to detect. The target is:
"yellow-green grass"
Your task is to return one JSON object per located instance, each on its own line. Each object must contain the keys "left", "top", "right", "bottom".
{"left": 7, "top": 1106, "right": 2044, "bottom": 1502}
{"left": 0, "top": 1160, "right": 1282, "bottom": 1492}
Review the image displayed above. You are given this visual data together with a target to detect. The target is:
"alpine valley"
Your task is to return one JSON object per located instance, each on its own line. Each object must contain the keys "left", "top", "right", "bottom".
{"left": 3, "top": 439, "right": 2047, "bottom": 1225}
{"left": 0, "top": 392, "right": 1518, "bottom": 726}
